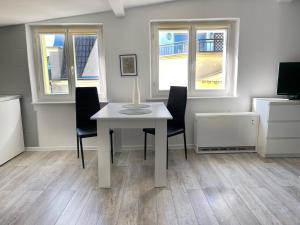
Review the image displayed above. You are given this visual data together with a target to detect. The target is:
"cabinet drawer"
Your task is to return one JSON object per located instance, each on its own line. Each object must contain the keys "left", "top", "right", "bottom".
{"left": 268, "top": 122, "right": 300, "bottom": 138}
{"left": 269, "top": 104, "right": 300, "bottom": 121}
{"left": 266, "top": 138, "right": 300, "bottom": 155}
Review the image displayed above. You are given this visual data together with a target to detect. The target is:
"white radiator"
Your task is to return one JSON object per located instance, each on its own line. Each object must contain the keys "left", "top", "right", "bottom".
{"left": 194, "top": 112, "right": 259, "bottom": 153}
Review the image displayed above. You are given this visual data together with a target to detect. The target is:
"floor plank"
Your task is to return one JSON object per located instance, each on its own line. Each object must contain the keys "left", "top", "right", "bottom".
{"left": 0, "top": 150, "right": 299, "bottom": 225}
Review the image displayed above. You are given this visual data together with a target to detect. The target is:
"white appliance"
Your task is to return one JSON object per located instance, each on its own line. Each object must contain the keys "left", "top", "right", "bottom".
{"left": 194, "top": 112, "right": 259, "bottom": 153}
{"left": 0, "top": 96, "right": 24, "bottom": 165}
{"left": 253, "top": 98, "right": 300, "bottom": 157}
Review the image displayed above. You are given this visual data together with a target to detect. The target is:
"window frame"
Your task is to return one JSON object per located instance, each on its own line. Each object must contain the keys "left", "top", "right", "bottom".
{"left": 150, "top": 19, "right": 239, "bottom": 98}
{"left": 31, "top": 24, "right": 107, "bottom": 103}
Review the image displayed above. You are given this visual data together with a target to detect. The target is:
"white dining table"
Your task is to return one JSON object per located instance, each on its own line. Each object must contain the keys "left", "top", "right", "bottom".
{"left": 91, "top": 102, "right": 172, "bottom": 188}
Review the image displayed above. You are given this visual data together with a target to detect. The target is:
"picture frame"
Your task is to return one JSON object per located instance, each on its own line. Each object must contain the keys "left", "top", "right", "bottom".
{"left": 119, "top": 54, "right": 137, "bottom": 76}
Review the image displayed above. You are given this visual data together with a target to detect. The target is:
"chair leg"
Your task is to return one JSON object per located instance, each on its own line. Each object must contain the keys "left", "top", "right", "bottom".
{"left": 183, "top": 131, "right": 187, "bottom": 160}
{"left": 110, "top": 132, "right": 113, "bottom": 164}
{"left": 76, "top": 135, "right": 79, "bottom": 158}
{"left": 167, "top": 138, "right": 169, "bottom": 169}
{"left": 144, "top": 132, "right": 147, "bottom": 160}
{"left": 79, "top": 137, "right": 85, "bottom": 169}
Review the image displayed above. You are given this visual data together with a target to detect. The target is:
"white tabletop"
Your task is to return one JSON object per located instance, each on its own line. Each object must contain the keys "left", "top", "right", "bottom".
{"left": 91, "top": 102, "right": 173, "bottom": 120}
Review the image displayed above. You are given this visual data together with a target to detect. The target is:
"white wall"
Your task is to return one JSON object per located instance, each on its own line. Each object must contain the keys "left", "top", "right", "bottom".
{"left": 1, "top": 0, "right": 300, "bottom": 150}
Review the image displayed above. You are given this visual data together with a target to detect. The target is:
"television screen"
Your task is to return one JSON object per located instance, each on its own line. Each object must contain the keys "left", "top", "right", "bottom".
{"left": 277, "top": 62, "right": 300, "bottom": 96}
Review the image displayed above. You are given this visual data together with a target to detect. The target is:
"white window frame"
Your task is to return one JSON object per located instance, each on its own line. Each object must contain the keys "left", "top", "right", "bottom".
{"left": 150, "top": 19, "right": 240, "bottom": 98}
{"left": 28, "top": 24, "right": 107, "bottom": 103}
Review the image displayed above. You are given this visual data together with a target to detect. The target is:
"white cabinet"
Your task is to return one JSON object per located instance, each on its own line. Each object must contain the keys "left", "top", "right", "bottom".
{"left": 194, "top": 112, "right": 259, "bottom": 153}
{"left": 0, "top": 96, "right": 24, "bottom": 165}
{"left": 253, "top": 98, "right": 300, "bottom": 157}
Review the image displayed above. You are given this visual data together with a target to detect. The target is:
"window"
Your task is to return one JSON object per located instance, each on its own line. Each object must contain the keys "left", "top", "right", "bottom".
{"left": 32, "top": 25, "right": 106, "bottom": 102}
{"left": 158, "top": 30, "right": 189, "bottom": 90}
{"left": 151, "top": 19, "right": 239, "bottom": 98}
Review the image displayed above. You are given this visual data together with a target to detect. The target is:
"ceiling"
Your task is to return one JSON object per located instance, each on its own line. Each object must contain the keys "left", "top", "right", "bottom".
{"left": 0, "top": 0, "right": 176, "bottom": 26}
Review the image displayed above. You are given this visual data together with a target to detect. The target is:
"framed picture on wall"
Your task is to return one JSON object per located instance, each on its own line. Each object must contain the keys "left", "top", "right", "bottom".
{"left": 119, "top": 54, "right": 137, "bottom": 76}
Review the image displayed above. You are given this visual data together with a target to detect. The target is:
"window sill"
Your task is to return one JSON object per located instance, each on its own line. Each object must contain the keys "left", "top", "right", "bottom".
{"left": 32, "top": 101, "right": 75, "bottom": 105}
{"left": 32, "top": 99, "right": 110, "bottom": 105}
{"left": 147, "top": 95, "right": 239, "bottom": 101}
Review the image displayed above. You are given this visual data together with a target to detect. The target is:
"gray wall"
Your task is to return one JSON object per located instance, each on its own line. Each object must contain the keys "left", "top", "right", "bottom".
{"left": 0, "top": 25, "right": 38, "bottom": 146}
{"left": 0, "top": 0, "right": 300, "bottom": 149}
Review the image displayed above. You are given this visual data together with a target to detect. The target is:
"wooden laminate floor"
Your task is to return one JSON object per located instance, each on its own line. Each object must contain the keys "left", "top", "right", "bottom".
{"left": 0, "top": 150, "right": 300, "bottom": 225}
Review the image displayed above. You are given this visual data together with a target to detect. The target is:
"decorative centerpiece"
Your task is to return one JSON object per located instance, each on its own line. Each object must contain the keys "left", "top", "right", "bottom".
{"left": 132, "top": 76, "right": 141, "bottom": 105}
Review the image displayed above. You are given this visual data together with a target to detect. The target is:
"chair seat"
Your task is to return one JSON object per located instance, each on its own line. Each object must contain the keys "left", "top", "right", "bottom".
{"left": 77, "top": 127, "right": 114, "bottom": 138}
{"left": 77, "top": 127, "right": 97, "bottom": 138}
{"left": 143, "top": 127, "right": 184, "bottom": 137}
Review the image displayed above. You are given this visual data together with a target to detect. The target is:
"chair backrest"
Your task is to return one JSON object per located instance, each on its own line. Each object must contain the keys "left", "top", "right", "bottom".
{"left": 76, "top": 87, "right": 100, "bottom": 129}
{"left": 167, "top": 86, "right": 187, "bottom": 129}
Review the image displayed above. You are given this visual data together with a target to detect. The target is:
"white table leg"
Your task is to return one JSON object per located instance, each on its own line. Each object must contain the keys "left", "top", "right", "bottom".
{"left": 154, "top": 120, "right": 167, "bottom": 187}
{"left": 113, "top": 128, "right": 122, "bottom": 153}
{"left": 97, "top": 121, "right": 111, "bottom": 188}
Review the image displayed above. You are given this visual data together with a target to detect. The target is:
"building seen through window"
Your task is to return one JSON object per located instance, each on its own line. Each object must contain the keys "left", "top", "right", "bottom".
{"left": 158, "top": 30, "right": 226, "bottom": 90}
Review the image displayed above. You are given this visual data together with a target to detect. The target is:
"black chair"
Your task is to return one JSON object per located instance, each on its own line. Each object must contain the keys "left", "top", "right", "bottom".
{"left": 143, "top": 86, "right": 187, "bottom": 168}
{"left": 76, "top": 87, "right": 114, "bottom": 168}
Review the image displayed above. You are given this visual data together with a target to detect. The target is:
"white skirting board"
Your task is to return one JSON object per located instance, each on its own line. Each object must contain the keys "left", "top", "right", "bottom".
{"left": 23, "top": 146, "right": 300, "bottom": 157}
{"left": 25, "top": 144, "right": 194, "bottom": 152}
